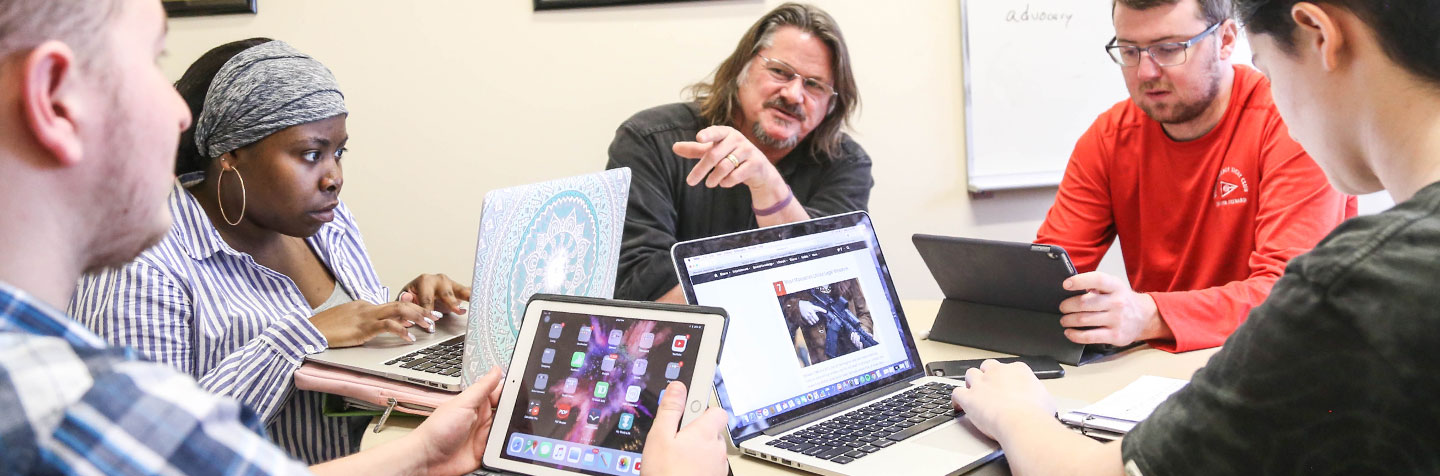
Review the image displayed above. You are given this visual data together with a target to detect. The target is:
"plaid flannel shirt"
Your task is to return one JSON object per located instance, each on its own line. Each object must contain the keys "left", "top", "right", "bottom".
{"left": 0, "top": 281, "right": 310, "bottom": 475}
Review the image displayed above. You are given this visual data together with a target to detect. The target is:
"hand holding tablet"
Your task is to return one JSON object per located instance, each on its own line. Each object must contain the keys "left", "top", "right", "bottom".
{"left": 641, "top": 380, "right": 732, "bottom": 476}
{"left": 481, "top": 295, "right": 729, "bottom": 476}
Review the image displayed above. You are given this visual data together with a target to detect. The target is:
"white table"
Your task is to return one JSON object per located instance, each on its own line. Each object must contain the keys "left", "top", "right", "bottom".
{"left": 361, "top": 300, "right": 1217, "bottom": 475}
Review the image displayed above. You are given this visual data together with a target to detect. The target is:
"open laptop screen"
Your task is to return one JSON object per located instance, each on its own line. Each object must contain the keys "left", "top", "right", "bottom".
{"left": 672, "top": 212, "right": 923, "bottom": 442}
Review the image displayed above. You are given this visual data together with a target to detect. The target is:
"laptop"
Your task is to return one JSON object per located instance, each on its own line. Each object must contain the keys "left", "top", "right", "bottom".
{"left": 671, "top": 211, "right": 1001, "bottom": 476}
{"left": 306, "top": 168, "right": 632, "bottom": 392}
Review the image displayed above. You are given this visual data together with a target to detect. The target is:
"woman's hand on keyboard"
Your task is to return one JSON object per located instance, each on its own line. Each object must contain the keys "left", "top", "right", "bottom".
{"left": 311, "top": 300, "right": 436, "bottom": 347}
{"left": 400, "top": 273, "right": 472, "bottom": 317}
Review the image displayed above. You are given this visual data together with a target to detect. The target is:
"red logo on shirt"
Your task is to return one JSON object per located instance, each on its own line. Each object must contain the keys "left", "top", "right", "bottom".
{"left": 1214, "top": 167, "right": 1250, "bottom": 207}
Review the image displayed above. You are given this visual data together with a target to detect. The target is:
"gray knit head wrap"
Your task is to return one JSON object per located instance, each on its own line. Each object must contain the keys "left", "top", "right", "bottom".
{"left": 192, "top": 40, "right": 347, "bottom": 160}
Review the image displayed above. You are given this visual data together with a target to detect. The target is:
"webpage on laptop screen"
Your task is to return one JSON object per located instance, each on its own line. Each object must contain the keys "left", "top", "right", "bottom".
{"left": 684, "top": 224, "right": 914, "bottom": 435}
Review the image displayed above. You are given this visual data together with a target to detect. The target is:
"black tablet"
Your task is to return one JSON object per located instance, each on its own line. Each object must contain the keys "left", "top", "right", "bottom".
{"left": 911, "top": 235, "right": 1126, "bottom": 365}
{"left": 911, "top": 234, "right": 1081, "bottom": 313}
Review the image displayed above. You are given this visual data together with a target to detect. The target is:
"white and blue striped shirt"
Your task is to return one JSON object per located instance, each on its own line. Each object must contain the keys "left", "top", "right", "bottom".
{"left": 69, "top": 183, "right": 391, "bottom": 464}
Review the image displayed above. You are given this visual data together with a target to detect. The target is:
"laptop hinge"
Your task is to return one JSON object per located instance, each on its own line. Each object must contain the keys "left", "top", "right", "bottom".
{"left": 760, "top": 378, "right": 918, "bottom": 437}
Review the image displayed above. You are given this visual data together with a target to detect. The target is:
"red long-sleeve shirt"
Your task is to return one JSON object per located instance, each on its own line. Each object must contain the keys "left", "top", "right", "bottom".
{"left": 1037, "top": 65, "right": 1355, "bottom": 352}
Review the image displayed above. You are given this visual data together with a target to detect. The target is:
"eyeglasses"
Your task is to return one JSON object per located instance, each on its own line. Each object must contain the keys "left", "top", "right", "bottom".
{"left": 1105, "top": 22, "right": 1222, "bottom": 67}
{"left": 756, "top": 55, "right": 837, "bottom": 101}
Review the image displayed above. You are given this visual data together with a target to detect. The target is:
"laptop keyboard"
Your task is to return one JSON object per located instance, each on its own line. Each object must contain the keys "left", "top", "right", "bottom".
{"left": 763, "top": 382, "right": 959, "bottom": 465}
{"left": 384, "top": 335, "right": 465, "bottom": 377}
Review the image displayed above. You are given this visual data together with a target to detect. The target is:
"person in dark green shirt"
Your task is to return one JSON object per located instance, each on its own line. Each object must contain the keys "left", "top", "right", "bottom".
{"left": 949, "top": 0, "right": 1440, "bottom": 474}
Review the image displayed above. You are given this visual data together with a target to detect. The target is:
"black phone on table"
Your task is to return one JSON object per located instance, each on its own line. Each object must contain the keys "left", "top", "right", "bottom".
{"left": 925, "top": 356, "right": 1065, "bottom": 380}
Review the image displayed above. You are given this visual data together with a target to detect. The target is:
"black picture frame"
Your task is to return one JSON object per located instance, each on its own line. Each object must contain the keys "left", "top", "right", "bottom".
{"left": 534, "top": 0, "right": 712, "bottom": 11}
{"left": 163, "top": 0, "right": 258, "bottom": 17}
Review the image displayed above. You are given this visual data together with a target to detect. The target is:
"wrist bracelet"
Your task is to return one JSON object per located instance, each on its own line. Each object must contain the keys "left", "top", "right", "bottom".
{"left": 753, "top": 188, "right": 795, "bottom": 217}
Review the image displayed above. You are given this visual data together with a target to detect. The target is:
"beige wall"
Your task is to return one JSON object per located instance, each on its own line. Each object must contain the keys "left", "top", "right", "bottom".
{"left": 161, "top": 0, "right": 1126, "bottom": 301}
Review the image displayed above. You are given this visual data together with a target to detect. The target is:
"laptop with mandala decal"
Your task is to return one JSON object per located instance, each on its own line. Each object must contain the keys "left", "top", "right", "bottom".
{"left": 462, "top": 168, "right": 631, "bottom": 385}
{"left": 306, "top": 169, "right": 629, "bottom": 393}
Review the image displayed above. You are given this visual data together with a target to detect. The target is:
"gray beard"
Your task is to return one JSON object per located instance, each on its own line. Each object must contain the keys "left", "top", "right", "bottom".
{"left": 752, "top": 121, "right": 799, "bottom": 150}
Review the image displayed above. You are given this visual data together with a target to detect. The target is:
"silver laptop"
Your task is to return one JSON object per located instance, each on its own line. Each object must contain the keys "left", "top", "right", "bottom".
{"left": 305, "top": 313, "right": 469, "bottom": 391}
{"left": 306, "top": 168, "right": 632, "bottom": 392}
{"left": 671, "top": 211, "right": 1001, "bottom": 476}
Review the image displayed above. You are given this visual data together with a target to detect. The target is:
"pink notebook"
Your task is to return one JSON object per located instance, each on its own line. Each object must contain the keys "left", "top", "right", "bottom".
{"left": 294, "top": 362, "right": 457, "bottom": 416}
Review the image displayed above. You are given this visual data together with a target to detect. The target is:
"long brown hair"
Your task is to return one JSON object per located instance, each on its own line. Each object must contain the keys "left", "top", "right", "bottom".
{"left": 687, "top": 3, "right": 859, "bottom": 161}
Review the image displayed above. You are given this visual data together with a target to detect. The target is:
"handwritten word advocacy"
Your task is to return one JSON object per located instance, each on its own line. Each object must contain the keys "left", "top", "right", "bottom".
{"left": 1005, "top": 4, "right": 1075, "bottom": 27}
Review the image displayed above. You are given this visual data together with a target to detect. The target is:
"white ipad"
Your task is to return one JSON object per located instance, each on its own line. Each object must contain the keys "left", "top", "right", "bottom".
{"left": 482, "top": 294, "right": 728, "bottom": 476}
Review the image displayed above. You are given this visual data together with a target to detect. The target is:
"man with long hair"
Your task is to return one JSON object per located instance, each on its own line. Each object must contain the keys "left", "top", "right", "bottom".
{"left": 0, "top": 1, "right": 729, "bottom": 474}
{"left": 607, "top": 3, "right": 873, "bottom": 303}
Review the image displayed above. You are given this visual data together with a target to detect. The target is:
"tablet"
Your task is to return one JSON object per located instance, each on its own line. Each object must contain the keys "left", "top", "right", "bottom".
{"left": 482, "top": 294, "right": 728, "bottom": 476}
{"left": 911, "top": 234, "right": 1081, "bottom": 313}
{"left": 911, "top": 234, "right": 1128, "bottom": 365}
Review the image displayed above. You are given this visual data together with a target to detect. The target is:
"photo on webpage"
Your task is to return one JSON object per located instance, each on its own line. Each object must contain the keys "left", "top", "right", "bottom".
{"left": 774, "top": 278, "right": 878, "bottom": 367}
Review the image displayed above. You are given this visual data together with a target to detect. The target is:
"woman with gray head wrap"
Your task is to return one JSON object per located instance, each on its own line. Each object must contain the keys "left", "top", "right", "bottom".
{"left": 190, "top": 40, "right": 350, "bottom": 171}
{"left": 70, "top": 39, "right": 473, "bottom": 464}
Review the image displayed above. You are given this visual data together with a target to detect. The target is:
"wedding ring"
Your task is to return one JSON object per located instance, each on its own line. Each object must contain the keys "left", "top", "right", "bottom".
{"left": 725, "top": 154, "right": 742, "bottom": 168}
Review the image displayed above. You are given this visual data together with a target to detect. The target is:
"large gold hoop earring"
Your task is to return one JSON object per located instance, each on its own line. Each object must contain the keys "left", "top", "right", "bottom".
{"left": 217, "top": 163, "right": 247, "bottom": 226}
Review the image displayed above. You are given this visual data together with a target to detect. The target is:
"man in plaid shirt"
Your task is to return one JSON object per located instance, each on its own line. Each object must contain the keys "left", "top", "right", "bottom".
{"left": 0, "top": 1, "right": 732, "bottom": 474}
{"left": 0, "top": 0, "right": 506, "bottom": 474}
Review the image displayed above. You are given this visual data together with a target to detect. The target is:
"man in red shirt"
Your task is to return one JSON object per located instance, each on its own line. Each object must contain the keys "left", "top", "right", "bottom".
{"left": 1037, "top": 0, "right": 1354, "bottom": 352}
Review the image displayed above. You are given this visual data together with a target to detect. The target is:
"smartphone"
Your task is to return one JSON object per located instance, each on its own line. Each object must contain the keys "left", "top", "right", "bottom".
{"left": 925, "top": 356, "right": 1065, "bottom": 380}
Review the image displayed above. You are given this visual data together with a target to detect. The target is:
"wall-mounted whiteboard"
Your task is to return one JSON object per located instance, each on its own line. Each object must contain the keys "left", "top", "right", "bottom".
{"left": 961, "top": 0, "right": 1252, "bottom": 193}
{"left": 962, "top": 0, "right": 1128, "bottom": 192}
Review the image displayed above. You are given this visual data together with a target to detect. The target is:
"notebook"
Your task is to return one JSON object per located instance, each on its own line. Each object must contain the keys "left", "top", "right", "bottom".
{"left": 1059, "top": 375, "right": 1188, "bottom": 440}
